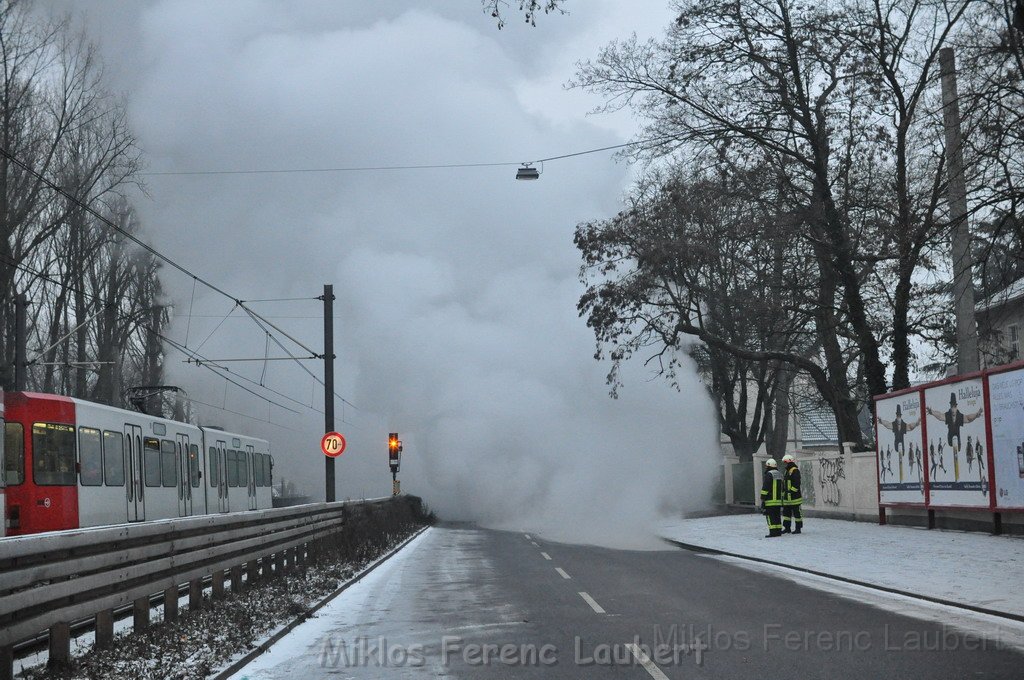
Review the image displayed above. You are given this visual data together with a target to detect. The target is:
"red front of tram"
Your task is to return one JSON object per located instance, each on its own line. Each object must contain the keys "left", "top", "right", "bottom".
{"left": 4, "top": 392, "right": 79, "bottom": 535}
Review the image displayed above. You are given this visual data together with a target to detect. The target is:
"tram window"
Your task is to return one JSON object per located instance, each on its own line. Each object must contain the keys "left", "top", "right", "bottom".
{"left": 226, "top": 450, "right": 238, "bottom": 487}
{"left": 238, "top": 450, "right": 249, "bottom": 487}
{"left": 254, "top": 453, "right": 263, "bottom": 487}
{"left": 103, "top": 431, "right": 125, "bottom": 486}
{"left": 79, "top": 428, "right": 103, "bottom": 486}
{"left": 4, "top": 422, "right": 24, "bottom": 485}
{"left": 209, "top": 448, "right": 220, "bottom": 487}
{"left": 144, "top": 437, "right": 161, "bottom": 487}
{"left": 32, "top": 423, "right": 76, "bottom": 486}
{"left": 266, "top": 455, "right": 273, "bottom": 487}
{"left": 161, "top": 439, "right": 177, "bottom": 487}
{"left": 190, "top": 444, "right": 200, "bottom": 488}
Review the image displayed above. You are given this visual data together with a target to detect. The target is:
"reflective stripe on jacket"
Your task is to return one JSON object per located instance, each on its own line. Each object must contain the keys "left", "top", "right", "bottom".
{"left": 761, "top": 469, "right": 784, "bottom": 507}
{"left": 784, "top": 463, "right": 802, "bottom": 505}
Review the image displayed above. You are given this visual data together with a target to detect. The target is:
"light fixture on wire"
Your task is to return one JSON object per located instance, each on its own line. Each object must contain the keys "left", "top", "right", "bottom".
{"left": 516, "top": 163, "right": 540, "bottom": 180}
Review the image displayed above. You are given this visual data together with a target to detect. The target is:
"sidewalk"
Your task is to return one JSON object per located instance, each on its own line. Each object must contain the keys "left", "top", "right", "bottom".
{"left": 658, "top": 514, "right": 1024, "bottom": 620}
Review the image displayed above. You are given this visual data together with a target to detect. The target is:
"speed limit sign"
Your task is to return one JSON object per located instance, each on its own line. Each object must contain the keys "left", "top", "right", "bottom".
{"left": 321, "top": 431, "right": 346, "bottom": 458}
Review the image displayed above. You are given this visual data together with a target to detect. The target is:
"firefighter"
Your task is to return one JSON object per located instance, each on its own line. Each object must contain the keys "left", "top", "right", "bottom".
{"left": 781, "top": 453, "right": 803, "bottom": 534}
{"left": 761, "top": 458, "right": 784, "bottom": 538}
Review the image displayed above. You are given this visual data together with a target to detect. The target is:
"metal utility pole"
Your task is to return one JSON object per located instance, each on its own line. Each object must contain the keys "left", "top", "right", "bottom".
{"left": 14, "top": 294, "right": 27, "bottom": 391}
{"left": 323, "top": 284, "right": 336, "bottom": 502}
{"left": 939, "top": 47, "right": 979, "bottom": 374}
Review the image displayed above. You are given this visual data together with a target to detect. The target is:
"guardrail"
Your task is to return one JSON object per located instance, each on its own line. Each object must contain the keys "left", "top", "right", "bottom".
{"left": 0, "top": 496, "right": 412, "bottom": 679}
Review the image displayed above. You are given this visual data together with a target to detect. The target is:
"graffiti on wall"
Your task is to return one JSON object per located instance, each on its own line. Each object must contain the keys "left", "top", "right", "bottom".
{"left": 819, "top": 456, "right": 845, "bottom": 506}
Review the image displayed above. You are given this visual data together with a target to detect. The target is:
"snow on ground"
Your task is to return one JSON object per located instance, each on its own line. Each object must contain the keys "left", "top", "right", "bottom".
{"left": 659, "top": 514, "right": 1024, "bottom": 618}
{"left": 708, "top": 554, "right": 1024, "bottom": 654}
{"left": 227, "top": 527, "right": 434, "bottom": 679}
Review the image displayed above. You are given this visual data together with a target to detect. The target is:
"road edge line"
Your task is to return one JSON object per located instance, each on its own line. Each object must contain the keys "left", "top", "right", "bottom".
{"left": 661, "top": 536, "right": 1024, "bottom": 624}
{"left": 212, "top": 525, "right": 431, "bottom": 679}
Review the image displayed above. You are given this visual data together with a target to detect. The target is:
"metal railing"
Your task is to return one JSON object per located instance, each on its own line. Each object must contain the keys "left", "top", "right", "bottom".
{"left": 0, "top": 496, "right": 406, "bottom": 679}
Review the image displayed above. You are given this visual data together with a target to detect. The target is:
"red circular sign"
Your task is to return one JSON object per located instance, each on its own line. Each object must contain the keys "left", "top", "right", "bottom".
{"left": 321, "top": 432, "right": 346, "bottom": 457}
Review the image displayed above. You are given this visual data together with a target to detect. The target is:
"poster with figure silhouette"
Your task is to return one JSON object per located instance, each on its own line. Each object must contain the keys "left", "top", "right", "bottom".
{"left": 988, "top": 367, "right": 1024, "bottom": 509}
{"left": 924, "top": 378, "right": 990, "bottom": 507}
{"left": 875, "top": 392, "right": 925, "bottom": 504}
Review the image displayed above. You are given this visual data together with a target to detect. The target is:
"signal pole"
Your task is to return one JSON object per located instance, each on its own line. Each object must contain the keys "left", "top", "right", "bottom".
{"left": 323, "top": 284, "right": 336, "bottom": 502}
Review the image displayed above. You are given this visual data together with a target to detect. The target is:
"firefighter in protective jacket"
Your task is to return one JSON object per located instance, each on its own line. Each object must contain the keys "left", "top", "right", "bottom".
{"left": 781, "top": 453, "right": 802, "bottom": 534}
{"left": 761, "top": 458, "right": 784, "bottom": 538}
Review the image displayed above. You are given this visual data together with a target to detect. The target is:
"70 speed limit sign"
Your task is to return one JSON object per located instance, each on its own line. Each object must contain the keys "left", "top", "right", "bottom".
{"left": 321, "top": 432, "right": 347, "bottom": 458}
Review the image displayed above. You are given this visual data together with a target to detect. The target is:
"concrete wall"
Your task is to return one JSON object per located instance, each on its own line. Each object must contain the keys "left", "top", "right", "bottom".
{"left": 750, "top": 445, "right": 879, "bottom": 521}
{"left": 723, "top": 446, "right": 1024, "bottom": 534}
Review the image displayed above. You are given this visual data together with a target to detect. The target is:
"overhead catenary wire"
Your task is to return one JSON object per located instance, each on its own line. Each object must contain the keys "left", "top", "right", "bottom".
{"left": 137, "top": 136, "right": 680, "bottom": 177}
{"left": 30, "top": 306, "right": 112, "bottom": 363}
{"left": 181, "top": 395, "right": 303, "bottom": 433}
{"left": 0, "top": 146, "right": 352, "bottom": 402}
{"left": 0, "top": 254, "right": 309, "bottom": 421}
{"left": 241, "top": 305, "right": 358, "bottom": 411}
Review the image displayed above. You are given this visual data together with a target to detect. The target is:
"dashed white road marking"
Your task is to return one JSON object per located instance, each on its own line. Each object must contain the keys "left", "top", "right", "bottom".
{"left": 540, "top": 552, "right": 551, "bottom": 560}
{"left": 555, "top": 567, "right": 571, "bottom": 580}
{"left": 578, "top": 591, "right": 605, "bottom": 614}
{"left": 524, "top": 534, "right": 531, "bottom": 540}
{"left": 626, "top": 643, "right": 671, "bottom": 680}
{"left": 530, "top": 541, "right": 539, "bottom": 547}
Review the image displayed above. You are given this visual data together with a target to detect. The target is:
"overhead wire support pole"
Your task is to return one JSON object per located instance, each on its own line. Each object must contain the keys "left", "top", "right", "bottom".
{"left": 14, "top": 294, "right": 28, "bottom": 391}
{"left": 322, "top": 284, "right": 336, "bottom": 503}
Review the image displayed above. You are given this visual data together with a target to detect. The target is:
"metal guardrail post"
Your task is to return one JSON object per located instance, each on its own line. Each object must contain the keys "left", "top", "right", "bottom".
{"left": 163, "top": 587, "right": 178, "bottom": 622}
{"left": 189, "top": 579, "right": 202, "bottom": 611}
{"left": 247, "top": 559, "right": 259, "bottom": 585}
{"left": 95, "top": 609, "right": 113, "bottom": 648}
{"left": 212, "top": 569, "right": 225, "bottom": 600}
{"left": 1, "top": 644, "right": 12, "bottom": 680}
{"left": 48, "top": 622, "right": 70, "bottom": 667}
{"left": 133, "top": 598, "right": 149, "bottom": 629}
{"left": 230, "top": 565, "right": 243, "bottom": 594}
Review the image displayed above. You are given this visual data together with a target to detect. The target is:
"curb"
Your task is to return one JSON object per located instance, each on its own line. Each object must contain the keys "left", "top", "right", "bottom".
{"left": 661, "top": 536, "right": 1024, "bottom": 625}
{"left": 211, "top": 525, "right": 430, "bottom": 679}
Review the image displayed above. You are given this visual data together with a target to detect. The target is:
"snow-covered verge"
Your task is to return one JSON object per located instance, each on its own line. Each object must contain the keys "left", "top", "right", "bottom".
{"left": 659, "top": 514, "right": 1024, "bottom": 618}
{"left": 16, "top": 501, "right": 434, "bottom": 679}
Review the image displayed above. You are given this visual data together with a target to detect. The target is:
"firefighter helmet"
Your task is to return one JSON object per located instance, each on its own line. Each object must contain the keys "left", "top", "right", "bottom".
{"left": 765, "top": 458, "right": 778, "bottom": 468}
{"left": 782, "top": 454, "right": 795, "bottom": 463}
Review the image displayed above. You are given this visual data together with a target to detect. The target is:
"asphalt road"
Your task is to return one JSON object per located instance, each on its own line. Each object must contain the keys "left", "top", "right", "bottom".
{"left": 237, "top": 524, "right": 1024, "bottom": 679}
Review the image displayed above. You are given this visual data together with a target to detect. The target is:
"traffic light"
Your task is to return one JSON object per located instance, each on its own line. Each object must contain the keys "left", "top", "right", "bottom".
{"left": 389, "top": 432, "right": 401, "bottom": 472}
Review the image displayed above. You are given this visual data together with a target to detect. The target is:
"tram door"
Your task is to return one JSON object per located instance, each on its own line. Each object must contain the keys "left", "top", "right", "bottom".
{"left": 176, "top": 433, "right": 192, "bottom": 517}
{"left": 216, "top": 440, "right": 229, "bottom": 513}
{"left": 124, "top": 423, "right": 145, "bottom": 521}
{"left": 246, "top": 445, "right": 257, "bottom": 510}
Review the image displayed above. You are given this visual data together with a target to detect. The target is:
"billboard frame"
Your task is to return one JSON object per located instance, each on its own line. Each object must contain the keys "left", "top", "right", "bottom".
{"left": 873, "top": 360, "right": 1024, "bottom": 531}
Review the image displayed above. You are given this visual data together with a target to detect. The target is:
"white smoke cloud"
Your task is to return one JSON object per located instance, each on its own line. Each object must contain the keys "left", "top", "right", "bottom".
{"left": 44, "top": 0, "right": 719, "bottom": 548}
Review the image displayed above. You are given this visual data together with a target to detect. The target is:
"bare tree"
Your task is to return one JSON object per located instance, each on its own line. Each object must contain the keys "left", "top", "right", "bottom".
{"left": 576, "top": 165, "right": 829, "bottom": 454}
{"left": 572, "top": 0, "right": 974, "bottom": 403}
{"left": 0, "top": 0, "right": 140, "bottom": 389}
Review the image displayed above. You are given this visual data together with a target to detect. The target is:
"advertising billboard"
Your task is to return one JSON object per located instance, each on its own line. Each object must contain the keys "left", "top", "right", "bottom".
{"left": 989, "top": 367, "right": 1024, "bottom": 509}
{"left": 923, "top": 378, "right": 990, "bottom": 507}
{"left": 875, "top": 391, "right": 926, "bottom": 504}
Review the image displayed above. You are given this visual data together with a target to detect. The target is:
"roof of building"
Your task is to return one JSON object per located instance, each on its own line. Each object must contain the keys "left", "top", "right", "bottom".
{"left": 798, "top": 404, "right": 839, "bottom": 445}
{"left": 976, "top": 276, "right": 1024, "bottom": 313}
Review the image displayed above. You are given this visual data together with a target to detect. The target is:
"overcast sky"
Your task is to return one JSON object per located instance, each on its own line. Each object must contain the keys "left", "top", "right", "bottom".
{"left": 43, "top": 0, "right": 719, "bottom": 546}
